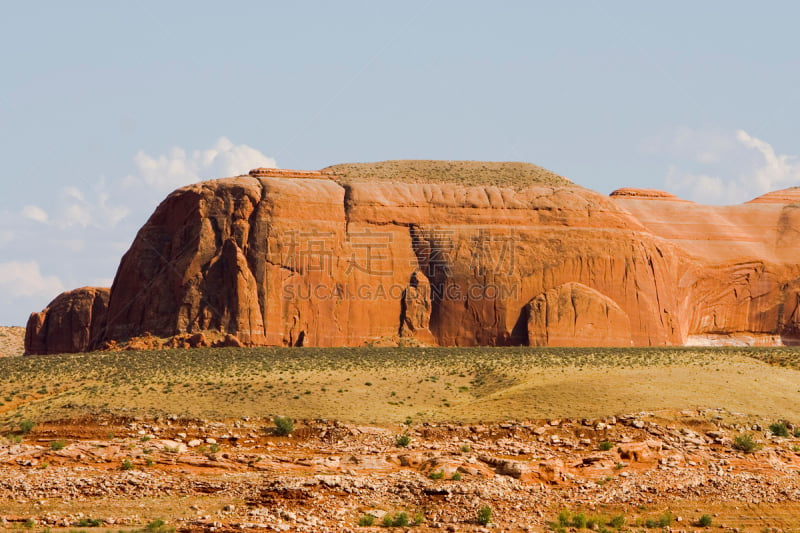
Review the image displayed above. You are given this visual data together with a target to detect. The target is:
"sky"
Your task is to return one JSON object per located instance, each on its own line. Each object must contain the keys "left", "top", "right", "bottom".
{"left": 1, "top": 1, "right": 800, "bottom": 326}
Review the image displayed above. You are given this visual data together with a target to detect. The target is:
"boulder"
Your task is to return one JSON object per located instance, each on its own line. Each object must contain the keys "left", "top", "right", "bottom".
{"left": 212, "top": 334, "right": 245, "bottom": 348}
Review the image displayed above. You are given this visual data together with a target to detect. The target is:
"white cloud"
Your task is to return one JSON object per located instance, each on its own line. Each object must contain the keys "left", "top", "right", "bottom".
{"left": 126, "top": 137, "right": 277, "bottom": 192}
{"left": 735, "top": 129, "right": 800, "bottom": 193}
{"left": 60, "top": 203, "right": 92, "bottom": 228}
{"left": 659, "top": 128, "right": 800, "bottom": 205}
{"left": 0, "top": 261, "right": 64, "bottom": 299}
{"left": 22, "top": 205, "right": 49, "bottom": 223}
{"left": 53, "top": 179, "right": 130, "bottom": 229}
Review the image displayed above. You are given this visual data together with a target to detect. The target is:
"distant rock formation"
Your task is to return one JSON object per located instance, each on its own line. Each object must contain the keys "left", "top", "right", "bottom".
{"left": 24, "top": 161, "right": 800, "bottom": 353}
{"left": 25, "top": 287, "right": 109, "bottom": 354}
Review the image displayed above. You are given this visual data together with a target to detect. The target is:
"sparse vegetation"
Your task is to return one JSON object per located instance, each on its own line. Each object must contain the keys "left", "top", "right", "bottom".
{"left": 49, "top": 439, "right": 67, "bottom": 450}
{"left": 1, "top": 345, "right": 800, "bottom": 425}
{"left": 733, "top": 433, "right": 762, "bottom": 453}
{"left": 19, "top": 419, "right": 34, "bottom": 434}
{"left": 141, "top": 519, "right": 174, "bottom": 533}
{"left": 599, "top": 440, "right": 613, "bottom": 451}
{"left": 393, "top": 512, "right": 409, "bottom": 527}
{"left": 396, "top": 434, "right": 411, "bottom": 447}
{"left": 698, "top": 514, "right": 713, "bottom": 527}
{"left": 477, "top": 505, "right": 492, "bottom": 526}
{"left": 273, "top": 415, "right": 294, "bottom": 436}
{"left": 358, "top": 514, "right": 374, "bottom": 527}
{"left": 770, "top": 421, "right": 790, "bottom": 437}
{"left": 608, "top": 514, "right": 626, "bottom": 529}
{"left": 325, "top": 160, "right": 572, "bottom": 189}
{"left": 121, "top": 458, "right": 134, "bottom": 470}
{"left": 553, "top": 509, "right": 627, "bottom": 531}
{"left": 76, "top": 518, "right": 103, "bottom": 527}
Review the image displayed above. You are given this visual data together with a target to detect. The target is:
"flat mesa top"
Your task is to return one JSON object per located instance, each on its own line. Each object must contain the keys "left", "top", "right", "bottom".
{"left": 248, "top": 167, "right": 332, "bottom": 178}
{"left": 323, "top": 160, "right": 573, "bottom": 189}
{"left": 250, "top": 160, "right": 572, "bottom": 188}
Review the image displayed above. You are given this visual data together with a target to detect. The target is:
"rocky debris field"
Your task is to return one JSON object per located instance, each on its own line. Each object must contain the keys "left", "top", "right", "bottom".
{"left": 0, "top": 327, "right": 24, "bottom": 357}
{"left": 1, "top": 409, "right": 799, "bottom": 532}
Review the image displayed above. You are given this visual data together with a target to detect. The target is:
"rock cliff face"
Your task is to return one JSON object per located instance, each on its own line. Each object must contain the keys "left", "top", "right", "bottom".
{"left": 610, "top": 187, "right": 800, "bottom": 346}
{"left": 526, "top": 283, "right": 633, "bottom": 347}
{"left": 25, "top": 287, "right": 109, "bottom": 354}
{"left": 24, "top": 162, "right": 800, "bottom": 353}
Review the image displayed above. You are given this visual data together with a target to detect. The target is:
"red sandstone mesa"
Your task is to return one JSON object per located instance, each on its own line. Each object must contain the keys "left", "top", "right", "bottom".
{"left": 24, "top": 161, "right": 800, "bottom": 353}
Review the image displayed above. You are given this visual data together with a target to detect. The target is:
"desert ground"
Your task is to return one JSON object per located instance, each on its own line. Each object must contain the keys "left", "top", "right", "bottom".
{"left": 1, "top": 346, "right": 800, "bottom": 532}
{"left": 0, "top": 327, "right": 24, "bottom": 358}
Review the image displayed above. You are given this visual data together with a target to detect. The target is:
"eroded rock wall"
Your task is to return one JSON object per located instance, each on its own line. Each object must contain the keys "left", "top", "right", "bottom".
{"left": 25, "top": 170, "right": 800, "bottom": 353}
{"left": 96, "top": 176, "right": 688, "bottom": 348}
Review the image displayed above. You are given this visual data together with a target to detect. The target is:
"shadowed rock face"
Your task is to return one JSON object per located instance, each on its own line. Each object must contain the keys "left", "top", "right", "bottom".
{"left": 25, "top": 287, "right": 109, "bottom": 354}
{"left": 23, "top": 162, "right": 800, "bottom": 353}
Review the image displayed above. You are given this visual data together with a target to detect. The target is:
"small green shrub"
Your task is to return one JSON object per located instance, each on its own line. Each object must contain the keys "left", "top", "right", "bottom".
{"left": 608, "top": 514, "right": 626, "bottom": 528}
{"left": 143, "top": 518, "right": 174, "bottom": 533}
{"left": 769, "top": 421, "right": 789, "bottom": 437}
{"left": 209, "top": 443, "right": 221, "bottom": 453}
{"left": 586, "top": 516, "right": 605, "bottom": 529}
{"left": 698, "top": 514, "right": 713, "bottom": 527}
{"left": 357, "top": 514, "right": 374, "bottom": 527}
{"left": 794, "top": 428, "right": 800, "bottom": 438}
{"left": 571, "top": 513, "right": 587, "bottom": 528}
{"left": 396, "top": 434, "right": 411, "bottom": 447}
{"left": 429, "top": 470, "right": 445, "bottom": 480}
{"left": 50, "top": 440, "right": 67, "bottom": 451}
{"left": 76, "top": 518, "right": 103, "bottom": 527}
{"left": 19, "top": 419, "right": 35, "bottom": 434}
{"left": 599, "top": 440, "right": 614, "bottom": 451}
{"left": 121, "top": 458, "right": 134, "bottom": 470}
{"left": 393, "top": 512, "right": 409, "bottom": 527}
{"left": 451, "top": 471, "right": 462, "bottom": 481}
{"left": 460, "top": 444, "right": 471, "bottom": 453}
{"left": 733, "top": 433, "right": 762, "bottom": 453}
{"left": 477, "top": 505, "right": 492, "bottom": 526}
{"left": 557, "top": 509, "right": 572, "bottom": 527}
{"left": 412, "top": 512, "right": 424, "bottom": 526}
{"left": 382, "top": 514, "right": 394, "bottom": 527}
{"left": 273, "top": 415, "right": 294, "bottom": 436}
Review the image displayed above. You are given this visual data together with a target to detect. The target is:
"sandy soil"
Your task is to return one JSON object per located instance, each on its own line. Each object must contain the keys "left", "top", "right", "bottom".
{"left": 0, "top": 327, "right": 24, "bottom": 357}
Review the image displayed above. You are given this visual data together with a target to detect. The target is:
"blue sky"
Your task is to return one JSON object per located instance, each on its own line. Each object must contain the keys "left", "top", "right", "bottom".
{"left": 1, "top": 1, "right": 800, "bottom": 325}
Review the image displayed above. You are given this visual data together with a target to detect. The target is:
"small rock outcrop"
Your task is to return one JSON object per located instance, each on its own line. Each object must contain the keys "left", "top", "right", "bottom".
{"left": 526, "top": 283, "right": 633, "bottom": 347}
{"left": 25, "top": 287, "right": 109, "bottom": 354}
